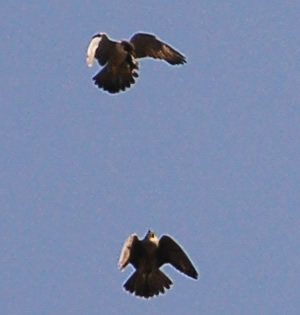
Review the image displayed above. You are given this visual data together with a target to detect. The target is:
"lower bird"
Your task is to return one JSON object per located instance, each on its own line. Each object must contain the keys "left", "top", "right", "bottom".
{"left": 119, "top": 230, "right": 198, "bottom": 299}
{"left": 86, "top": 32, "right": 186, "bottom": 94}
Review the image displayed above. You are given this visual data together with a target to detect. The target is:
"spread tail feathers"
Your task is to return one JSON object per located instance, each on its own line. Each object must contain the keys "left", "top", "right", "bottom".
{"left": 93, "top": 63, "right": 138, "bottom": 94}
{"left": 124, "top": 270, "right": 172, "bottom": 298}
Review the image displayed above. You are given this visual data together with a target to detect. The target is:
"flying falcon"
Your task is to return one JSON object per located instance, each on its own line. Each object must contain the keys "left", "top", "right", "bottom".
{"left": 118, "top": 230, "right": 198, "bottom": 299}
{"left": 86, "top": 32, "right": 186, "bottom": 94}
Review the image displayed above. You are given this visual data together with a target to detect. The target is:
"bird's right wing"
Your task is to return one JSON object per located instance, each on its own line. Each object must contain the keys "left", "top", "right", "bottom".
{"left": 158, "top": 235, "right": 198, "bottom": 279}
{"left": 118, "top": 234, "right": 140, "bottom": 270}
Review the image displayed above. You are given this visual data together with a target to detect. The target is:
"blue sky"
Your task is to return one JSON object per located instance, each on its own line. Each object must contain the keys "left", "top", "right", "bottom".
{"left": 0, "top": 1, "right": 299, "bottom": 314}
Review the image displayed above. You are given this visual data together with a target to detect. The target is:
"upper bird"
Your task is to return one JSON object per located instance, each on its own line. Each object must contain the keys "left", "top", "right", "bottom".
{"left": 119, "top": 230, "right": 198, "bottom": 299}
{"left": 86, "top": 32, "right": 186, "bottom": 94}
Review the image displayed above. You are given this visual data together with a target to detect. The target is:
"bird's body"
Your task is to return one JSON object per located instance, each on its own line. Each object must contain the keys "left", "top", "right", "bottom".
{"left": 119, "top": 230, "right": 198, "bottom": 298}
{"left": 86, "top": 33, "right": 186, "bottom": 94}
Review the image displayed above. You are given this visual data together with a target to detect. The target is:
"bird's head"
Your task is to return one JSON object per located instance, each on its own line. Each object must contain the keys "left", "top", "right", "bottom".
{"left": 145, "top": 230, "right": 159, "bottom": 246}
{"left": 86, "top": 33, "right": 106, "bottom": 67}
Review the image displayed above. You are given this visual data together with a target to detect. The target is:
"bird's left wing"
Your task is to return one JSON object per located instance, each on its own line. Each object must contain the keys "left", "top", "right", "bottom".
{"left": 130, "top": 33, "right": 186, "bottom": 65}
{"left": 157, "top": 235, "right": 198, "bottom": 279}
{"left": 118, "top": 234, "right": 140, "bottom": 270}
{"left": 86, "top": 34, "right": 117, "bottom": 67}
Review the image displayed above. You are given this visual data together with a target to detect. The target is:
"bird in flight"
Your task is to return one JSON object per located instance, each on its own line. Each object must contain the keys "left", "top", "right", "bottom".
{"left": 86, "top": 32, "right": 186, "bottom": 94}
{"left": 119, "top": 230, "right": 198, "bottom": 299}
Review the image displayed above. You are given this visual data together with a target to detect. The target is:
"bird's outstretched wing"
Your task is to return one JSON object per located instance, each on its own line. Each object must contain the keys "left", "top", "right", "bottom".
{"left": 157, "top": 235, "right": 198, "bottom": 279}
{"left": 86, "top": 33, "right": 117, "bottom": 67}
{"left": 130, "top": 33, "right": 186, "bottom": 65}
{"left": 118, "top": 234, "right": 141, "bottom": 270}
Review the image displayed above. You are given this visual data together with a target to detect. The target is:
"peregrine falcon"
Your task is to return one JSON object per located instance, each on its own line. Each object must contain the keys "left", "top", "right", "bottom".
{"left": 119, "top": 230, "right": 198, "bottom": 299}
{"left": 86, "top": 32, "right": 186, "bottom": 94}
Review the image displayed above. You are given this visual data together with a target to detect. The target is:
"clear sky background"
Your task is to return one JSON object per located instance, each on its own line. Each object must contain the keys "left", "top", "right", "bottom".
{"left": 0, "top": 1, "right": 299, "bottom": 314}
